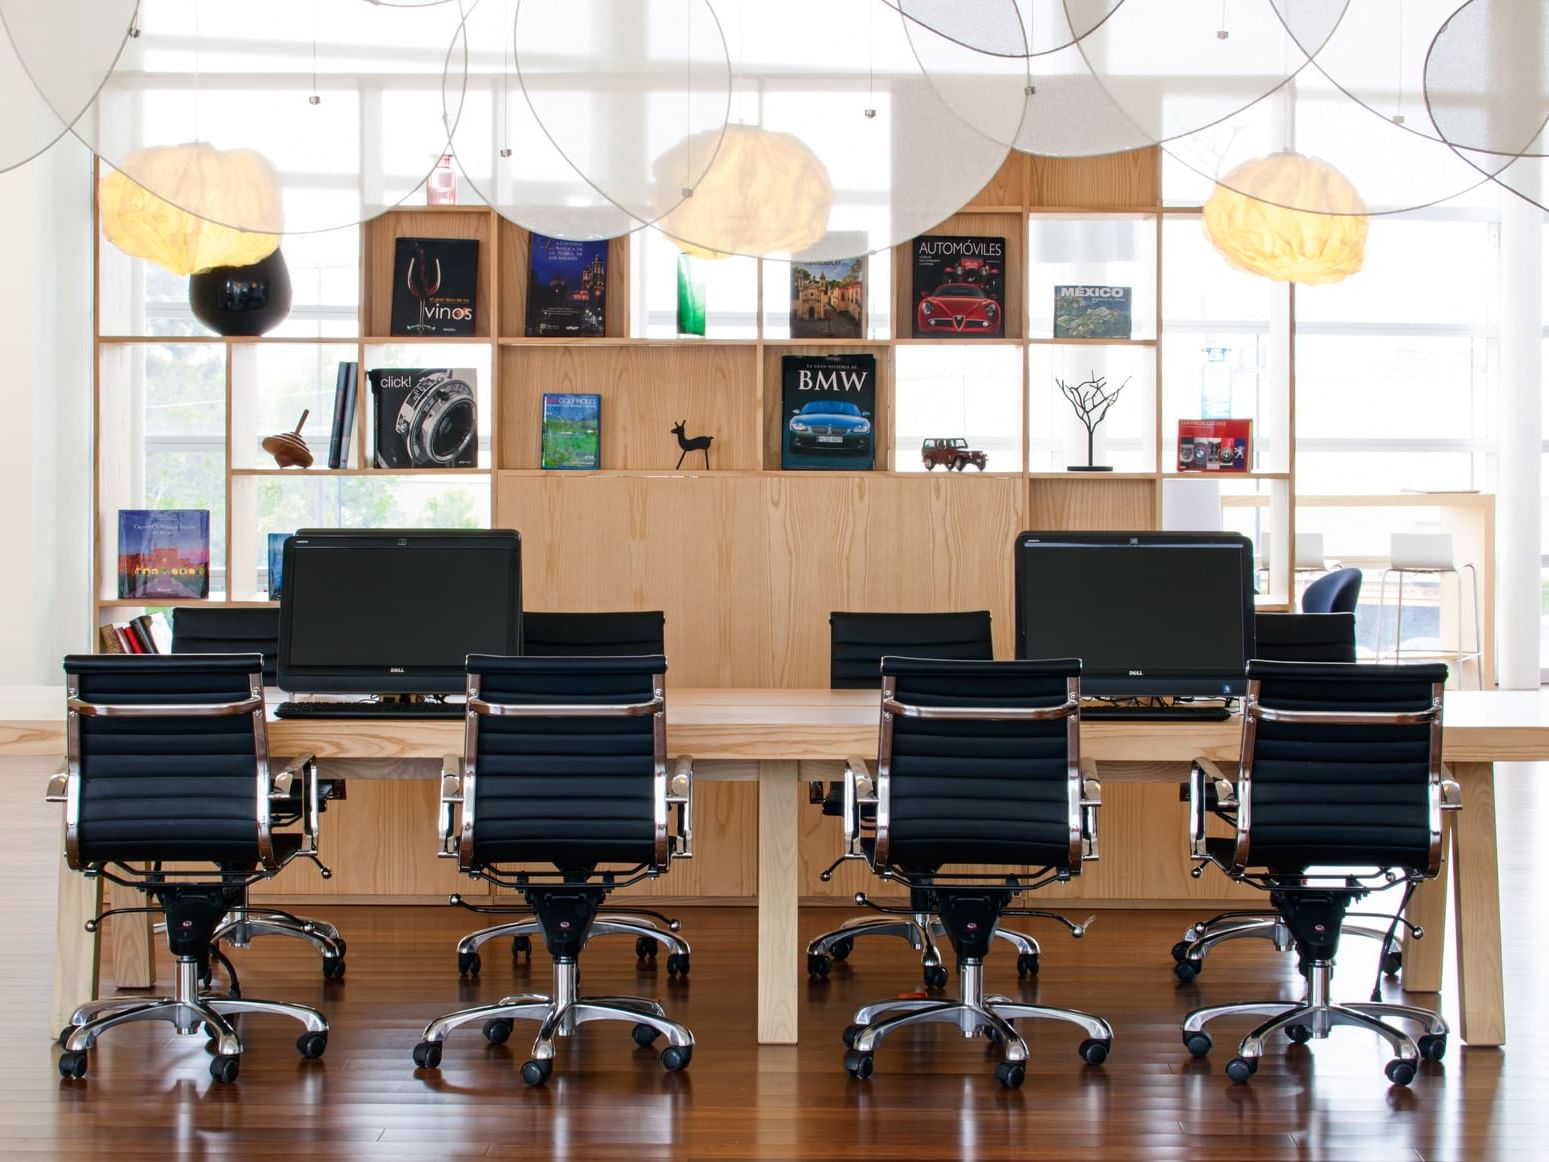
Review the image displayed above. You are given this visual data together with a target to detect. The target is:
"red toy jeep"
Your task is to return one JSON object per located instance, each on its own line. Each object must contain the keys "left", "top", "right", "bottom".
{"left": 921, "top": 437, "right": 988, "bottom": 471}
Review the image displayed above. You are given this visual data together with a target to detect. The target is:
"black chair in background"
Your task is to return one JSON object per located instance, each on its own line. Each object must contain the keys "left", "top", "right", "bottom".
{"left": 50, "top": 654, "right": 332, "bottom": 1083}
{"left": 809, "top": 611, "right": 1085, "bottom": 988}
{"left": 1252, "top": 611, "right": 1357, "bottom": 663}
{"left": 170, "top": 605, "right": 346, "bottom": 982}
{"left": 838, "top": 657, "right": 1112, "bottom": 1088}
{"left": 1301, "top": 567, "right": 1362, "bottom": 614}
{"left": 412, "top": 654, "right": 695, "bottom": 1085}
{"left": 454, "top": 609, "right": 689, "bottom": 978}
{"left": 1181, "top": 660, "right": 1456, "bottom": 1086}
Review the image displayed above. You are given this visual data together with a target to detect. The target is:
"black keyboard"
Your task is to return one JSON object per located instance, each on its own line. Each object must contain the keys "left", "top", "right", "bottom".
{"left": 1079, "top": 704, "right": 1233, "bottom": 722}
{"left": 274, "top": 699, "right": 466, "bottom": 720}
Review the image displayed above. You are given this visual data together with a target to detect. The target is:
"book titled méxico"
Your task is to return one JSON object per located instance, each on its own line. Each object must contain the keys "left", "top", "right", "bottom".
{"left": 1053, "top": 284, "right": 1132, "bottom": 339}
{"left": 368, "top": 368, "right": 479, "bottom": 468}
{"left": 911, "top": 234, "right": 1005, "bottom": 338}
{"left": 781, "top": 354, "right": 876, "bottom": 471}
{"left": 526, "top": 233, "right": 608, "bottom": 337}
{"left": 117, "top": 509, "right": 210, "bottom": 599}
{"left": 389, "top": 237, "right": 478, "bottom": 337}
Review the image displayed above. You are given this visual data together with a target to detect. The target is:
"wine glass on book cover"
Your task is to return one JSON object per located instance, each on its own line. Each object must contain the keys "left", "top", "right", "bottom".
{"left": 405, "top": 246, "right": 443, "bottom": 334}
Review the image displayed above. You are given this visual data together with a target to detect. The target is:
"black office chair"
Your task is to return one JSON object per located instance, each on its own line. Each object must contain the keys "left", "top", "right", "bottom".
{"left": 454, "top": 609, "right": 688, "bottom": 978}
{"left": 838, "top": 657, "right": 1112, "bottom": 1088}
{"left": 412, "top": 654, "right": 695, "bottom": 1085}
{"left": 809, "top": 611, "right": 1083, "bottom": 987}
{"left": 1181, "top": 660, "right": 1457, "bottom": 1086}
{"left": 1301, "top": 567, "right": 1362, "bottom": 614}
{"left": 170, "top": 606, "right": 346, "bottom": 983}
{"left": 50, "top": 654, "right": 332, "bottom": 1083}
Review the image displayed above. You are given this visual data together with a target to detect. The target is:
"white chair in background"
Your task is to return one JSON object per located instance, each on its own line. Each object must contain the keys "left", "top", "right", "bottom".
{"left": 1377, "top": 532, "right": 1483, "bottom": 688}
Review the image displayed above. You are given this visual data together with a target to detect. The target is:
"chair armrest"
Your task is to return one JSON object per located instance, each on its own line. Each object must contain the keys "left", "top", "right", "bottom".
{"left": 668, "top": 754, "right": 694, "bottom": 858}
{"left": 1188, "top": 757, "right": 1235, "bottom": 861}
{"left": 843, "top": 755, "right": 875, "bottom": 859}
{"left": 45, "top": 765, "right": 68, "bottom": 802}
{"left": 1079, "top": 757, "right": 1101, "bottom": 861}
{"left": 439, "top": 754, "right": 463, "bottom": 857}
{"left": 1440, "top": 773, "right": 1463, "bottom": 811}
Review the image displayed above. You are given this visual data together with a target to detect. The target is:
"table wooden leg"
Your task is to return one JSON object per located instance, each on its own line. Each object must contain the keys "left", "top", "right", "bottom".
{"left": 1401, "top": 813, "right": 1449, "bottom": 994}
{"left": 52, "top": 853, "right": 100, "bottom": 1036}
{"left": 757, "top": 760, "right": 799, "bottom": 1044}
{"left": 1451, "top": 761, "right": 1506, "bottom": 1046}
{"left": 108, "top": 880, "right": 155, "bottom": 990}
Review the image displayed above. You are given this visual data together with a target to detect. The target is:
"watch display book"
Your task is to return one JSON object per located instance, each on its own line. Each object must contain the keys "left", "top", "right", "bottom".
{"left": 389, "top": 237, "right": 478, "bottom": 337}
{"left": 1177, "top": 418, "right": 1252, "bottom": 472}
{"left": 368, "top": 368, "right": 479, "bottom": 469}
{"left": 117, "top": 509, "right": 210, "bottom": 599}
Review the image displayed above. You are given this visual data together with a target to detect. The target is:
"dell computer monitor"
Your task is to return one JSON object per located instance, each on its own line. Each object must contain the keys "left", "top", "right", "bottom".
{"left": 277, "top": 529, "right": 521, "bottom": 695}
{"left": 1014, "top": 530, "right": 1255, "bottom": 698}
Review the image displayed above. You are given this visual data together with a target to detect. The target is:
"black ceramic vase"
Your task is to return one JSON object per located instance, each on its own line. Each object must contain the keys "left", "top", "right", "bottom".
{"left": 188, "top": 248, "right": 292, "bottom": 336}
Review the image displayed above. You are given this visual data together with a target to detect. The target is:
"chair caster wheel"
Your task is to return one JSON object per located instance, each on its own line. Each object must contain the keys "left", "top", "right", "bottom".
{"left": 1171, "top": 941, "right": 1192, "bottom": 964}
{"left": 842, "top": 1023, "right": 865, "bottom": 1049}
{"left": 844, "top": 1050, "right": 874, "bottom": 1080}
{"left": 807, "top": 953, "right": 831, "bottom": 979}
{"left": 412, "top": 1040, "right": 442, "bottom": 1070}
{"left": 1225, "top": 1056, "right": 1258, "bottom": 1083}
{"left": 636, "top": 936, "right": 658, "bottom": 960}
{"left": 633, "top": 1023, "right": 661, "bottom": 1047}
{"left": 512, "top": 934, "right": 532, "bottom": 961}
{"left": 521, "top": 1058, "right": 553, "bottom": 1086}
{"left": 660, "top": 1044, "right": 692, "bottom": 1072}
{"left": 1175, "top": 958, "right": 1202, "bottom": 982}
{"left": 332, "top": 937, "right": 348, "bottom": 958}
{"left": 297, "top": 1032, "right": 328, "bottom": 1059}
{"left": 1383, "top": 949, "right": 1404, "bottom": 976}
{"left": 1016, "top": 952, "right": 1040, "bottom": 978}
{"left": 1079, "top": 1038, "right": 1110, "bottom": 1065}
{"left": 458, "top": 950, "right": 481, "bottom": 977}
{"left": 209, "top": 1055, "right": 241, "bottom": 1083}
{"left": 666, "top": 952, "right": 690, "bottom": 979}
{"left": 830, "top": 938, "right": 853, "bottom": 962}
{"left": 1285, "top": 1024, "right": 1312, "bottom": 1044}
{"left": 981, "top": 1025, "right": 1005, "bottom": 1045}
{"left": 994, "top": 1061, "right": 1026, "bottom": 1088}
{"left": 1183, "top": 1031, "right": 1212, "bottom": 1058}
{"left": 58, "top": 1051, "right": 88, "bottom": 1079}
{"left": 1417, "top": 1034, "right": 1447, "bottom": 1062}
{"left": 1385, "top": 1058, "right": 1417, "bottom": 1087}
{"left": 322, "top": 956, "right": 345, "bottom": 981}
{"left": 923, "top": 964, "right": 950, "bottom": 990}
{"left": 483, "top": 1019, "right": 513, "bottom": 1045}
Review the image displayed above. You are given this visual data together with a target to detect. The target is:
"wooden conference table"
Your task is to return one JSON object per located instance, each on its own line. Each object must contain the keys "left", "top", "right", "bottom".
{"left": 1, "top": 685, "right": 1539, "bottom": 1047}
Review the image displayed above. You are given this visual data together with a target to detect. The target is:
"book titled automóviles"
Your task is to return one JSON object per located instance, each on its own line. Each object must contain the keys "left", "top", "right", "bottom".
{"left": 790, "top": 254, "right": 866, "bottom": 339}
{"left": 368, "top": 367, "right": 479, "bottom": 468}
{"left": 541, "top": 393, "right": 602, "bottom": 470}
{"left": 1053, "top": 284, "right": 1132, "bottom": 339}
{"left": 389, "top": 237, "right": 478, "bottom": 337}
{"left": 781, "top": 354, "right": 876, "bottom": 470}
{"left": 911, "top": 234, "right": 1005, "bottom": 339}
{"left": 526, "top": 234, "right": 607, "bottom": 337}
{"left": 1177, "top": 418, "right": 1252, "bottom": 472}
{"left": 117, "top": 509, "right": 210, "bottom": 599}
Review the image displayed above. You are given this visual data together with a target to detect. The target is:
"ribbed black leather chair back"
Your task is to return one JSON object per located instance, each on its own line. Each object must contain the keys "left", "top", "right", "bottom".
{"left": 1253, "top": 612, "right": 1357, "bottom": 663}
{"left": 63, "top": 653, "right": 266, "bottom": 865}
{"left": 831, "top": 611, "right": 993, "bottom": 689}
{"left": 172, "top": 606, "right": 281, "bottom": 685}
{"left": 879, "top": 657, "right": 1079, "bottom": 869}
{"left": 1301, "top": 568, "right": 1363, "bottom": 615}
{"left": 466, "top": 654, "right": 664, "bottom": 868}
{"left": 1242, "top": 659, "right": 1444, "bottom": 870}
{"left": 522, "top": 611, "right": 666, "bottom": 657}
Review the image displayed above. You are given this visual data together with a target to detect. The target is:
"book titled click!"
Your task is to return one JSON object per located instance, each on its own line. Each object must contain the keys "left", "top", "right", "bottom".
{"left": 117, "top": 509, "right": 210, "bottom": 599}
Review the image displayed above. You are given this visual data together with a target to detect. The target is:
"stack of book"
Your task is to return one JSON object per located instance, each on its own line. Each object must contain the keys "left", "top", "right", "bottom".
{"left": 98, "top": 612, "right": 172, "bottom": 655}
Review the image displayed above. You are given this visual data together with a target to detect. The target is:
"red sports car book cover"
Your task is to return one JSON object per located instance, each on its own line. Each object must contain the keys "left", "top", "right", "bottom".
{"left": 911, "top": 234, "right": 1005, "bottom": 339}
{"left": 1177, "top": 419, "right": 1252, "bottom": 472}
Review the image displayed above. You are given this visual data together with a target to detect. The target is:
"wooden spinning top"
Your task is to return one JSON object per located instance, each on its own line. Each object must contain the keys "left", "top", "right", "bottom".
{"left": 262, "top": 409, "right": 313, "bottom": 469}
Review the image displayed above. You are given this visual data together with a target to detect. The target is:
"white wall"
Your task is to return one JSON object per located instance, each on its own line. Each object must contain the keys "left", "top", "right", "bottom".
{"left": 0, "top": 137, "right": 93, "bottom": 684}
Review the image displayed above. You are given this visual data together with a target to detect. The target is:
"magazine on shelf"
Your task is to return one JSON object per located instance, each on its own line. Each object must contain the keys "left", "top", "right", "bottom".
{"left": 780, "top": 353, "right": 876, "bottom": 470}
{"left": 526, "top": 234, "right": 608, "bottom": 337}
{"left": 789, "top": 252, "right": 866, "bottom": 340}
{"left": 267, "top": 532, "right": 289, "bottom": 600}
{"left": 368, "top": 367, "right": 479, "bottom": 468}
{"left": 910, "top": 234, "right": 1005, "bottom": 339}
{"left": 326, "top": 361, "right": 358, "bottom": 468}
{"left": 1053, "top": 285, "right": 1132, "bottom": 339}
{"left": 1177, "top": 418, "right": 1252, "bottom": 472}
{"left": 389, "top": 237, "right": 478, "bottom": 337}
{"left": 117, "top": 509, "right": 210, "bottom": 599}
{"left": 540, "top": 393, "right": 602, "bottom": 470}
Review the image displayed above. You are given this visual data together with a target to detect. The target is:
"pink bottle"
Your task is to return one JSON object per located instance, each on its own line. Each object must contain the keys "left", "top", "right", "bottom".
{"left": 427, "top": 153, "right": 457, "bottom": 206}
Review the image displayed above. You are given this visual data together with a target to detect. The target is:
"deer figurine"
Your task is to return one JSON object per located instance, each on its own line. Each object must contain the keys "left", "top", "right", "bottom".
{"left": 671, "top": 420, "right": 713, "bottom": 470}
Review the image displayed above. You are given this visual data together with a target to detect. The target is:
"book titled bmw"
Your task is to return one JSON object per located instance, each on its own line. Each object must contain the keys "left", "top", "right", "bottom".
{"left": 911, "top": 234, "right": 1005, "bottom": 339}
{"left": 781, "top": 353, "right": 876, "bottom": 470}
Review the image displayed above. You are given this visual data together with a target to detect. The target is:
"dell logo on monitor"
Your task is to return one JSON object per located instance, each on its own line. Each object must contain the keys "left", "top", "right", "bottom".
{"left": 389, "top": 666, "right": 406, "bottom": 673}
{"left": 1128, "top": 669, "right": 1144, "bottom": 676}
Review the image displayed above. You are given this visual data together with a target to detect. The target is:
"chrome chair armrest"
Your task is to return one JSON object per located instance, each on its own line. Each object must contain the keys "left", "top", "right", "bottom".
{"left": 668, "top": 754, "right": 694, "bottom": 858}
{"left": 843, "top": 754, "right": 875, "bottom": 859}
{"left": 270, "top": 753, "right": 321, "bottom": 856}
{"left": 439, "top": 753, "right": 463, "bottom": 857}
{"left": 45, "top": 765, "right": 69, "bottom": 802}
{"left": 1189, "top": 756, "right": 1235, "bottom": 861}
{"left": 1440, "top": 773, "right": 1463, "bottom": 812}
{"left": 1079, "top": 757, "right": 1102, "bottom": 861}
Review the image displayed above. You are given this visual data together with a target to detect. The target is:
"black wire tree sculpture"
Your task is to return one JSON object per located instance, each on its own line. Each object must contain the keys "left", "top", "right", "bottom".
{"left": 1058, "top": 370, "right": 1131, "bottom": 471}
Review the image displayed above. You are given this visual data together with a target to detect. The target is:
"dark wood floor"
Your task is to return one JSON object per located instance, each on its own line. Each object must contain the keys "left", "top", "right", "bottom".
{"left": 1, "top": 759, "right": 1545, "bottom": 1160}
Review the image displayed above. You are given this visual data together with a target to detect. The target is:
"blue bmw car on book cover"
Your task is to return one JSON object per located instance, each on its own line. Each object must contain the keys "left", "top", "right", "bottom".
{"left": 781, "top": 354, "right": 876, "bottom": 470}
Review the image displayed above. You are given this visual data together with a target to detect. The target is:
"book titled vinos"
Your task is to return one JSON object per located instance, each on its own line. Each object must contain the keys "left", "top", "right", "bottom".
{"left": 1177, "top": 418, "right": 1252, "bottom": 472}
{"left": 911, "top": 234, "right": 1005, "bottom": 339}
{"left": 1053, "top": 284, "right": 1132, "bottom": 339}
{"left": 781, "top": 354, "right": 876, "bottom": 471}
{"left": 117, "top": 509, "right": 210, "bottom": 599}
{"left": 389, "top": 237, "right": 479, "bottom": 337}
{"left": 540, "top": 393, "right": 602, "bottom": 470}
{"left": 526, "top": 234, "right": 608, "bottom": 337}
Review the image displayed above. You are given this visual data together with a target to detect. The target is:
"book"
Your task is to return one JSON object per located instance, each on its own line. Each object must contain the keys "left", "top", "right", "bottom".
{"left": 368, "top": 368, "right": 479, "bottom": 469}
{"left": 117, "top": 509, "right": 210, "bottom": 600}
{"left": 97, "top": 624, "right": 124, "bottom": 654}
{"left": 389, "top": 236, "right": 479, "bottom": 337}
{"left": 135, "top": 611, "right": 172, "bottom": 653}
{"left": 1177, "top": 418, "right": 1252, "bottom": 472}
{"left": 676, "top": 252, "right": 706, "bottom": 336}
{"left": 526, "top": 233, "right": 608, "bottom": 337}
{"left": 267, "top": 532, "right": 289, "bottom": 600}
{"left": 910, "top": 234, "right": 1006, "bottom": 339}
{"left": 790, "top": 254, "right": 866, "bottom": 339}
{"left": 326, "top": 361, "right": 359, "bottom": 469}
{"left": 780, "top": 354, "right": 877, "bottom": 470}
{"left": 540, "top": 393, "right": 602, "bottom": 470}
{"left": 1053, "top": 284, "right": 1132, "bottom": 339}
